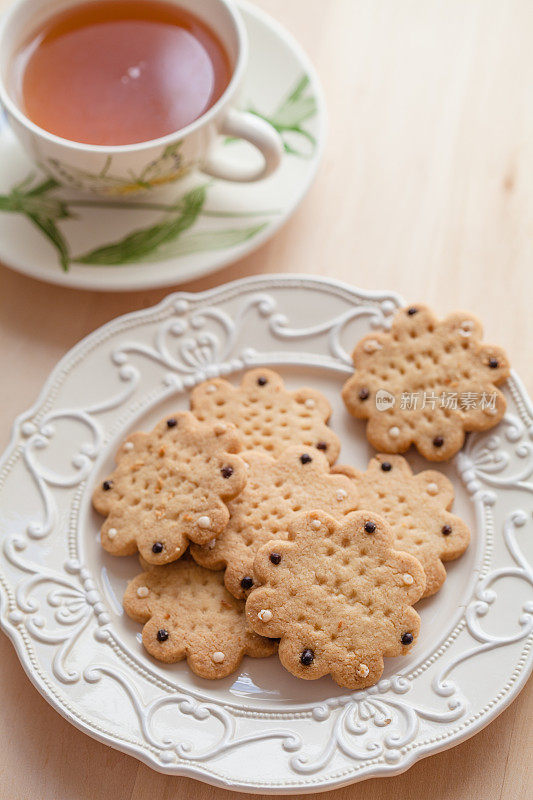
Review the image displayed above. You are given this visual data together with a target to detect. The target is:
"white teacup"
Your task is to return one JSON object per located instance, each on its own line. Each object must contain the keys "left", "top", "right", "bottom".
{"left": 0, "top": 0, "right": 284, "bottom": 196}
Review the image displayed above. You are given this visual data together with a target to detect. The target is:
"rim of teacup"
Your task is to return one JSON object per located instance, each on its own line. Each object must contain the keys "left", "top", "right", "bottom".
{"left": 0, "top": 0, "right": 248, "bottom": 154}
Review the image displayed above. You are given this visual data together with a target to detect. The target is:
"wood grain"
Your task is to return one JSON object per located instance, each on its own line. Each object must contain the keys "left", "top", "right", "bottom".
{"left": 0, "top": 0, "right": 531, "bottom": 797}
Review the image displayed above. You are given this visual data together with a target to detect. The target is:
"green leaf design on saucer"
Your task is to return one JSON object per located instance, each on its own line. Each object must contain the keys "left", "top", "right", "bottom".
{"left": 75, "top": 185, "right": 207, "bottom": 265}
{"left": 228, "top": 75, "right": 317, "bottom": 157}
{"left": 0, "top": 175, "right": 71, "bottom": 271}
{"left": 136, "top": 222, "right": 269, "bottom": 262}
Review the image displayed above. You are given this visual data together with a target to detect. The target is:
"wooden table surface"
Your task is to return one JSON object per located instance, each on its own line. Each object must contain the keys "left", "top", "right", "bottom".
{"left": 0, "top": 0, "right": 532, "bottom": 797}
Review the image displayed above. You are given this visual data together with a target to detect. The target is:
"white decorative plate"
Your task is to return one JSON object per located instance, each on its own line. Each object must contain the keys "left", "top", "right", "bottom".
{"left": 0, "top": 2, "right": 325, "bottom": 291}
{"left": 0, "top": 275, "right": 532, "bottom": 793}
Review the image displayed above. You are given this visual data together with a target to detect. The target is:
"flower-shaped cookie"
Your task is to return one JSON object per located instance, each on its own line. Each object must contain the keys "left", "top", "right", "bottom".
{"left": 190, "top": 446, "right": 359, "bottom": 598}
{"left": 191, "top": 368, "right": 340, "bottom": 464}
{"left": 342, "top": 305, "right": 510, "bottom": 460}
{"left": 246, "top": 511, "right": 426, "bottom": 689}
{"left": 92, "top": 412, "right": 247, "bottom": 565}
{"left": 334, "top": 455, "right": 470, "bottom": 596}
{"left": 123, "top": 558, "right": 276, "bottom": 678}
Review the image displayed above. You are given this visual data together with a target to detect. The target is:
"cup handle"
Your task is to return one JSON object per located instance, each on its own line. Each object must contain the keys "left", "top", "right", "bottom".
{"left": 203, "top": 108, "right": 284, "bottom": 182}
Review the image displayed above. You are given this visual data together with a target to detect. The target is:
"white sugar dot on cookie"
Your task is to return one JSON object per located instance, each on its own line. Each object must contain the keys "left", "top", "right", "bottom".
{"left": 458, "top": 320, "right": 474, "bottom": 337}
{"left": 211, "top": 651, "right": 226, "bottom": 663}
{"left": 363, "top": 339, "right": 383, "bottom": 354}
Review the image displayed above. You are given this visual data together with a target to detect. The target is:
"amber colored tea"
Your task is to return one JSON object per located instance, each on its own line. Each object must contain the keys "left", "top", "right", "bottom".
{"left": 11, "top": 0, "right": 232, "bottom": 145}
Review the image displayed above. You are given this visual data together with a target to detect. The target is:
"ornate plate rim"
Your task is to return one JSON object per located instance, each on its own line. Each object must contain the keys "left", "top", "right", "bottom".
{"left": 0, "top": 274, "right": 532, "bottom": 793}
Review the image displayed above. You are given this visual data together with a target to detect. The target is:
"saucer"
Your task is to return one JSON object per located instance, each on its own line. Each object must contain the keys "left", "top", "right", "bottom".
{"left": 0, "top": 2, "right": 326, "bottom": 291}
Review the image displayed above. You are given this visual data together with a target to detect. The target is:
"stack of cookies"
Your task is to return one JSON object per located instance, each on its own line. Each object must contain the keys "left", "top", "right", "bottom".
{"left": 93, "top": 304, "right": 510, "bottom": 689}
